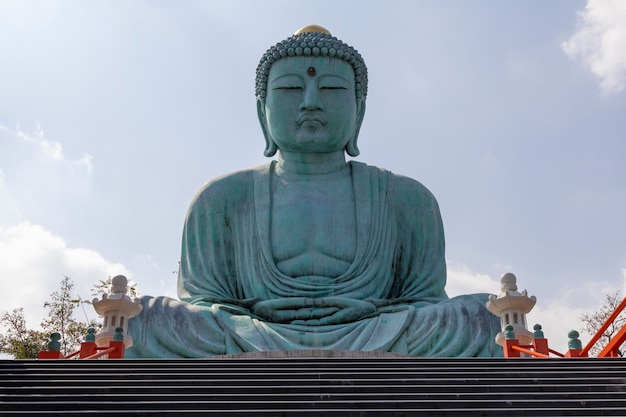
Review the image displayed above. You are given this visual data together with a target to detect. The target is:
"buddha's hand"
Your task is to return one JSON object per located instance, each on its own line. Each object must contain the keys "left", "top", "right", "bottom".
{"left": 250, "top": 297, "right": 377, "bottom": 325}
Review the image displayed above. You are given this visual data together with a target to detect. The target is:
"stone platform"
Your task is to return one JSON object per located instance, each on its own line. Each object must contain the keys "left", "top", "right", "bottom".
{"left": 1, "top": 351, "right": 625, "bottom": 416}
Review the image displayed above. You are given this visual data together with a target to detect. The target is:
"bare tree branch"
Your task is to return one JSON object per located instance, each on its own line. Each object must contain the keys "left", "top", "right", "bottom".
{"left": 580, "top": 290, "right": 626, "bottom": 357}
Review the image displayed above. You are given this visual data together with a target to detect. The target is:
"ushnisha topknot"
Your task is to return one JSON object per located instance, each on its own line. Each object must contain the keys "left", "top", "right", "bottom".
{"left": 255, "top": 24, "right": 368, "bottom": 102}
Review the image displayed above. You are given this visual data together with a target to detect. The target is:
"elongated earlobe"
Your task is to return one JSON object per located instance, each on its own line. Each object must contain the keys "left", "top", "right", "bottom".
{"left": 346, "top": 100, "right": 366, "bottom": 157}
{"left": 257, "top": 100, "right": 277, "bottom": 157}
{"left": 345, "top": 137, "right": 360, "bottom": 157}
{"left": 264, "top": 137, "right": 278, "bottom": 157}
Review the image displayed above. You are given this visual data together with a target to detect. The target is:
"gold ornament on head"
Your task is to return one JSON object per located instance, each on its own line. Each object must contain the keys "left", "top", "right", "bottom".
{"left": 294, "top": 24, "right": 331, "bottom": 35}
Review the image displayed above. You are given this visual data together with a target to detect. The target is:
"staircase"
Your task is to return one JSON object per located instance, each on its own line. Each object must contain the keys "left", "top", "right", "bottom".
{"left": 1, "top": 353, "right": 625, "bottom": 416}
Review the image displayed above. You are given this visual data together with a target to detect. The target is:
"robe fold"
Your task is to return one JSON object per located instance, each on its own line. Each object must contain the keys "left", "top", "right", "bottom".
{"left": 127, "top": 161, "right": 501, "bottom": 357}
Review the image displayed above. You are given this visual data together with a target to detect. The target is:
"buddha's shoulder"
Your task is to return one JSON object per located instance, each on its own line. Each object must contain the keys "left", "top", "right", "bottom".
{"left": 190, "top": 163, "right": 270, "bottom": 206}
{"left": 355, "top": 162, "right": 439, "bottom": 208}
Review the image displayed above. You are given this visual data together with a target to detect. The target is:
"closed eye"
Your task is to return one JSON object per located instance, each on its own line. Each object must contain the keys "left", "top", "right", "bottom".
{"left": 320, "top": 86, "right": 347, "bottom": 90}
{"left": 275, "top": 86, "right": 303, "bottom": 90}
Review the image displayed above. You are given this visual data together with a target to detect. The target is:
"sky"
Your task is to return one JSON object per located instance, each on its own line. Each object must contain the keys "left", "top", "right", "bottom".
{"left": 1, "top": 0, "right": 625, "bottom": 355}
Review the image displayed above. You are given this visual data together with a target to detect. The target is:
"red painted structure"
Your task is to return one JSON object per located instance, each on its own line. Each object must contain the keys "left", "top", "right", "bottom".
{"left": 37, "top": 328, "right": 126, "bottom": 360}
{"left": 503, "top": 296, "right": 626, "bottom": 359}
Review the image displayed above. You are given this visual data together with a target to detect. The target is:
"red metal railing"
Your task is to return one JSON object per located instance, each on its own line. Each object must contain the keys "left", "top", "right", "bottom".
{"left": 500, "top": 323, "right": 588, "bottom": 358}
{"left": 37, "top": 340, "right": 125, "bottom": 360}
{"left": 581, "top": 296, "right": 626, "bottom": 358}
{"left": 37, "top": 327, "right": 126, "bottom": 360}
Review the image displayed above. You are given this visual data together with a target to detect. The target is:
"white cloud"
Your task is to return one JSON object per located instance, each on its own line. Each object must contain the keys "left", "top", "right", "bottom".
{"left": 137, "top": 254, "right": 159, "bottom": 270}
{"left": 527, "top": 299, "right": 586, "bottom": 354}
{"left": 0, "top": 124, "right": 93, "bottom": 176}
{"left": 0, "top": 124, "right": 95, "bottom": 227}
{"left": 527, "top": 278, "right": 623, "bottom": 354}
{"left": 562, "top": 0, "right": 626, "bottom": 94}
{"left": 0, "top": 222, "right": 130, "bottom": 329}
{"left": 0, "top": 170, "right": 20, "bottom": 226}
{"left": 0, "top": 125, "right": 130, "bottom": 337}
{"left": 446, "top": 263, "right": 501, "bottom": 297}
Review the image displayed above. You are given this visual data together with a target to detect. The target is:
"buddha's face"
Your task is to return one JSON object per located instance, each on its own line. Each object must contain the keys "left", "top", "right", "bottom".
{"left": 259, "top": 56, "right": 365, "bottom": 155}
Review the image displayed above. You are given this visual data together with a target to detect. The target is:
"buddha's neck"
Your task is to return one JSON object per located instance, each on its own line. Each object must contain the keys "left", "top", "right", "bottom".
{"left": 277, "top": 150, "right": 348, "bottom": 175}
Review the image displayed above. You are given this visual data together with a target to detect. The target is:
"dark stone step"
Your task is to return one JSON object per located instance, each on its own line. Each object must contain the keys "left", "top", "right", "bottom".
{"left": 3, "top": 382, "right": 624, "bottom": 394}
{"left": 1, "top": 357, "right": 624, "bottom": 416}
{"left": 2, "top": 373, "right": 624, "bottom": 387}
{"left": 2, "top": 397, "right": 625, "bottom": 411}
{"left": 5, "top": 367, "right": 625, "bottom": 376}
{"left": 4, "top": 410, "right": 626, "bottom": 417}
{"left": 0, "top": 391, "right": 622, "bottom": 403}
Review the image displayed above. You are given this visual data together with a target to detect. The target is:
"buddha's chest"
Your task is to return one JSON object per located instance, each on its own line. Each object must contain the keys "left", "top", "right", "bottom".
{"left": 270, "top": 176, "right": 357, "bottom": 276}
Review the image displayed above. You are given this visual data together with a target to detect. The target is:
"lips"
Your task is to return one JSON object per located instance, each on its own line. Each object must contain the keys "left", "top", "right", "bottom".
{"left": 296, "top": 114, "right": 328, "bottom": 126}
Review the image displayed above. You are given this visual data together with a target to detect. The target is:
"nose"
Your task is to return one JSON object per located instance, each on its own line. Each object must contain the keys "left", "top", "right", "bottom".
{"left": 299, "top": 86, "right": 324, "bottom": 111}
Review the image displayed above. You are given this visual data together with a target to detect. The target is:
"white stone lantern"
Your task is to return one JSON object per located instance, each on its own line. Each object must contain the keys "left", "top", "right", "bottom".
{"left": 92, "top": 275, "right": 142, "bottom": 349}
{"left": 486, "top": 272, "right": 537, "bottom": 346}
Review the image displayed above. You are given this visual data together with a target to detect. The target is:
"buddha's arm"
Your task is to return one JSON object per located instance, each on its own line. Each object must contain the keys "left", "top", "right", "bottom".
{"left": 388, "top": 175, "right": 449, "bottom": 304}
{"left": 177, "top": 176, "right": 248, "bottom": 305}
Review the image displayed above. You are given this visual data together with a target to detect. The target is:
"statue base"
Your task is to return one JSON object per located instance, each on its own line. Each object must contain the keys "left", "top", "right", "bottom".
{"left": 207, "top": 349, "right": 412, "bottom": 359}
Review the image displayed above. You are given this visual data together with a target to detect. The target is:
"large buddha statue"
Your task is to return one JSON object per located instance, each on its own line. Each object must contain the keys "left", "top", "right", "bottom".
{"left": 126, "top": 26, "right": 501, "bottom": 357}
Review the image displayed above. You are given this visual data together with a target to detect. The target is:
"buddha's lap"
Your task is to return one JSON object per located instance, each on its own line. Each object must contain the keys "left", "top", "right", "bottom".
{"left": 126, "top": 293, "right": 501, "bottom": 357}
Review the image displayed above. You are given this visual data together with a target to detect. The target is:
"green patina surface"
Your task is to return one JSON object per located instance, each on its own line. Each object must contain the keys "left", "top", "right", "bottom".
{"left": 126, "top": 27, "right": 501, "bottom": 358}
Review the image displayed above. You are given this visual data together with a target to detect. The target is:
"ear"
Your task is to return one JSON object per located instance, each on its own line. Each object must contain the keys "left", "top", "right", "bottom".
{"left": 345, "top": 100, "right": 366, "bottom": 157}
{"left": 257, "top": 99, "right": 277, "bottom": 157}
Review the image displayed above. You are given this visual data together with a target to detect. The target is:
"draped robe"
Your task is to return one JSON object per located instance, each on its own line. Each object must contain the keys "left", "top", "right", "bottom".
{"left": 126, "top": 161, "right": 501, "bottom": 357}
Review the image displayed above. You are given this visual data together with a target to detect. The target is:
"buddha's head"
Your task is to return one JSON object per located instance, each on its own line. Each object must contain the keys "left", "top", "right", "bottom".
{"left": 256, "top": 25, "right": 368, "bottom": 157}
